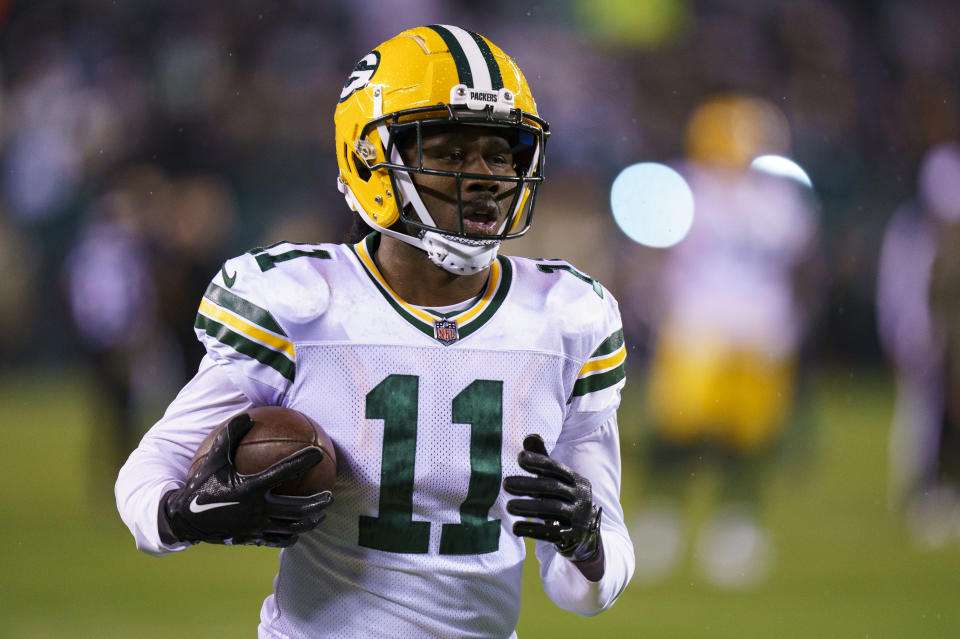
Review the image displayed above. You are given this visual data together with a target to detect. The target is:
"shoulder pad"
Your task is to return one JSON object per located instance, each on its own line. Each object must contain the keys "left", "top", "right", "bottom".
{"left": 245, "top": 242, "right": 335, "bottom": 325}
{"left": 194, "top": 242, "right": 336, "bottom": 404}
{"left": 529, "top": 258, "right": 606, "bottom": 300}
{"left": 529, "top": 258, "right": 626, "bottom": 414}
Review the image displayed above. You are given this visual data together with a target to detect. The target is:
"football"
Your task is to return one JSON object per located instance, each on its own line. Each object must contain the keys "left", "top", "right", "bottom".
{"left": 189, "top": 406, "right": 337, "bottom": 496}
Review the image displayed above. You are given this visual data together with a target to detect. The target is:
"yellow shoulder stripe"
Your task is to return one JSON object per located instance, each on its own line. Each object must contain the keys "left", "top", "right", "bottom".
{"left": 578, "top": 343, "right": 626, "bottom": 377}
{"left": 198, "top": 299, "right": 295, "bottom": 360}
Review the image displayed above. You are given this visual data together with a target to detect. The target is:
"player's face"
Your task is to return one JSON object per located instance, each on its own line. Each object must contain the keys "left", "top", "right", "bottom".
{"left": 398, "top": 125, "right": 518, "bottom": 236}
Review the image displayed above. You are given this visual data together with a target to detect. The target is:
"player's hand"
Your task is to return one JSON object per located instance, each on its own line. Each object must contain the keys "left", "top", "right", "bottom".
{"left": 503, "top": 434, "right": 602, "bottom": 562}
{"left": 159, "top": 413, "right": 333, "bottom": 548}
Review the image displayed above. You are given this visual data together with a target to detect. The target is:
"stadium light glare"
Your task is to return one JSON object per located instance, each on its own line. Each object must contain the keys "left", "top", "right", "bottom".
{"left": 750, "top": 154, "right": 813, "bottom": 189}
{"left": 610, "top": 162, "right": 694, "bottom": 248}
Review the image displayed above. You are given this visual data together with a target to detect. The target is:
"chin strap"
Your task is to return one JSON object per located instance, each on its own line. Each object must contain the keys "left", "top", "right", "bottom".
{"left": 338, "top": 175, "right": 500, "bottom": 275}
{"left": 421, "top": 231, "right": 500, "bottom": 275}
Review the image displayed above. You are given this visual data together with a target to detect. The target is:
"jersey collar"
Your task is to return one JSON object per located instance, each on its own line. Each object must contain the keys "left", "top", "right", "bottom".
{"left": 349, "top": 233, "right": 513, "bottom": 344}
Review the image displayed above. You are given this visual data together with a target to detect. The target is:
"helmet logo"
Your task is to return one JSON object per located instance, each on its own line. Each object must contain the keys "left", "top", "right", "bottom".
{"left": 339, "top": 51, "right": 381, "bottom": 103}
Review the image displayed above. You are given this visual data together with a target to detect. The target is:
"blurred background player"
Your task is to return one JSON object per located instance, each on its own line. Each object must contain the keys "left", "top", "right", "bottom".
{"left": 630, "top": 93, "right": 823, "bottom": 588}
{"left": 878, "top": 140, "right": 960, "bottom": 548}
{"left": 64, "top": 167, "right": 165, "bottom": 477}
{"left": 64, "top": 165, "right": 235, "bottom": 481}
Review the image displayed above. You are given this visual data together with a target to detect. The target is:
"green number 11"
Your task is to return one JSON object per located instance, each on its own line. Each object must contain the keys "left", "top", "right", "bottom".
{"left": 358, "top": 374, "right": 503, "bottom": 555}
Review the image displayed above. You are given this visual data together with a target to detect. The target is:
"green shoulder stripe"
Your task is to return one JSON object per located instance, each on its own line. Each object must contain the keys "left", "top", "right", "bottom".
{"left": 571, "top": 363, "right": 626, "bottom": 399}
{"left": 203, "top": 283, "right": 287, "bottom": 336}
{"left": 591, "top": 329, "right": 624, "bottom": 358}
{"left": 195, "top": 315, "right": 295, "bottom": 382}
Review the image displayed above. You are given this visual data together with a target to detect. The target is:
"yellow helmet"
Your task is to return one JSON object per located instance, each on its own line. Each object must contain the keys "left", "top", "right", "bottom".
{"left": 684, "top": 93, "right": 790, "bottom": 170}
{"left": 334, "top": 25, "right": 549, "bottom": 274}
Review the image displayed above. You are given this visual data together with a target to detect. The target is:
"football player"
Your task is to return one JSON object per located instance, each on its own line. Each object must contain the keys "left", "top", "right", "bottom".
{"left": 632, "top": 94, "right": 822, "bottom": 588}
{"left": 116, "top": 25, "right": 634, "bottom": 637}
{"left": 879, "top": 141, "right": 960, "bottom": 548}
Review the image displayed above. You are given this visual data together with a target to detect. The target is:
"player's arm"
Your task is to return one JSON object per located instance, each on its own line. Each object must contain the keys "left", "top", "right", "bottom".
{"left": 115, "top": 356, "right": 329, "bottom": 554}
{"left": 502, "top": 273, "right": 632, "bottom": 612}
{"left": 115, "top": 356, "right": 246, "bottom": 555}
{"left": 504, "top": 417, "right": 634, "bottom": 616}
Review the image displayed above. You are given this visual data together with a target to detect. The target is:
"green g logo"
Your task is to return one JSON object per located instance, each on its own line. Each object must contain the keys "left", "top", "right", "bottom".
{"left": 339, "top": 51, "right": 381, "bottom": 102}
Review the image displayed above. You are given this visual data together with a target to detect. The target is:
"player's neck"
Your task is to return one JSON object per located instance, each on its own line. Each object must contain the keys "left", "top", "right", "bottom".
{"left": 374, "top": 235, "right": 490, "bottom": 307}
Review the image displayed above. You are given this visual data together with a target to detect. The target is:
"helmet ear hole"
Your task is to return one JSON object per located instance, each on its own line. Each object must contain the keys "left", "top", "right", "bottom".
{"left": 352, "top": 154, "right": 372, "bottom": 182}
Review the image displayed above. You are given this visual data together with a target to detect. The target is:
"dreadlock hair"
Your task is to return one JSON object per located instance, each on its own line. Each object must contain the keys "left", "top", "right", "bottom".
{"left": 344, "top": 211, "right": 375, "bottom": 243}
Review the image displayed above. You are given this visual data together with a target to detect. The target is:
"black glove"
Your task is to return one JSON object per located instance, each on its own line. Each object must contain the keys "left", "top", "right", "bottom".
{"left": 159, "top": 413, "right": 333, "bottom": 548}
{"left": 503, "top": 434, "right": 602, "bottom": 562}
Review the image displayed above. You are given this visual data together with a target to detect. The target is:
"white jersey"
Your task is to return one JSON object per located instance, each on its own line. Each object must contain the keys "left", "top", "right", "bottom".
{"left": 662, "top": 165, "right": 817, "bottom": 359}
{"left": 116, "top": 234, "right": 634, "bottom": 639}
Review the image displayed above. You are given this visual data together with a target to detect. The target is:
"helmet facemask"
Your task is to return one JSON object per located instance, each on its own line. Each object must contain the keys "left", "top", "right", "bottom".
{"left": 354, "top": 104, "right": 547, "bottom": 274}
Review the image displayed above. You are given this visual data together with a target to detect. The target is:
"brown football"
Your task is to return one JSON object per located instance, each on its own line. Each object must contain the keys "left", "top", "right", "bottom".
{"left": 189, "top": 406, "right": 337, "bottom": 496}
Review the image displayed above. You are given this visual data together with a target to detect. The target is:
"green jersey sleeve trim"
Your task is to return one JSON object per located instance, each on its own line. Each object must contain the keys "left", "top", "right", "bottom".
{"left": 571, "top": 363, "right": 626, "bottom": 398}
{"left": 195, "top": 315, "right": 296, "bottom": 382}
{"left": 203, "top": 282, "right": 287, "bottom": 337}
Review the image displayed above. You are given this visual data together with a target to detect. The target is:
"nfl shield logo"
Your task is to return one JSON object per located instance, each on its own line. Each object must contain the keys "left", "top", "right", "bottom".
{"left": 434, "top": 319, "right": 459, "bottom": 345}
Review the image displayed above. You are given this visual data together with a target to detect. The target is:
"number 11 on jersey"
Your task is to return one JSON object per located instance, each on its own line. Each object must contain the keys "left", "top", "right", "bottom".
{"left": 359, "top": 374, "right": 504, "bottom": 555}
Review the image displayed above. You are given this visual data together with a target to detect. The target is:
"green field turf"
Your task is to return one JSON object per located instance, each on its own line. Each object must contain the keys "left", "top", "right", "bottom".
{"left": 2, "top": 368, "right": 959, "bottom": 638}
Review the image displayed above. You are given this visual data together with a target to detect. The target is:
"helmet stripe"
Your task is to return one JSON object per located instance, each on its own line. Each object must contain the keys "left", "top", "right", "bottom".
{"left": 466, "top": 31, "right": 504, "bottom": 90}
{"left": 431, "top": 24, "right": 501, "bottom": 91}
{"left": 427, "top": 25, "right": 474, "bottom": 88}
{"left": 439, "top": 25, "right": 493, "bottom": 90}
